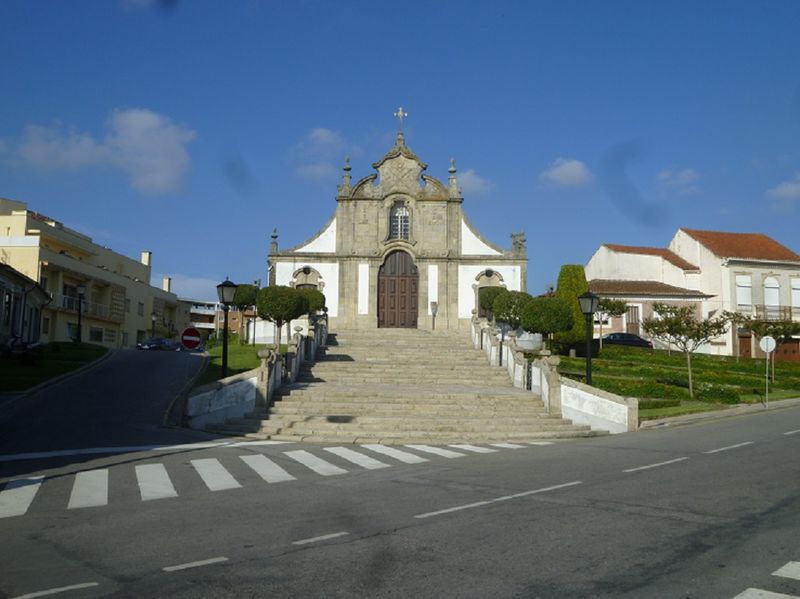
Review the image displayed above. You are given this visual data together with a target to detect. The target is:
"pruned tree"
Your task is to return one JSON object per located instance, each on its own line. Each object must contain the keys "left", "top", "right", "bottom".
{"left": 520, "top": 296, "right": 574, "bottom": 349}
{"left": 554, "top": 264, "right": 589, "bottom": 348}
{"left": 256, "top": 286, "right": 308, "bottom": 351}
{"left": 232, "top": 283, "right": 258, "bottom": 344}
{"left": 478, "top": 286, "right": 507, "bottom": 321}
{"left": 492, "top": 290, "right": 533, "bottom": 331}
{"left": 596, "top": 298, "right": 629, "bottom": 349}
{"left": 299, "top": 288, "right": 326, "bottom": 315}
{"left": 642, "top": 303, "right": 729, "bottom": 397}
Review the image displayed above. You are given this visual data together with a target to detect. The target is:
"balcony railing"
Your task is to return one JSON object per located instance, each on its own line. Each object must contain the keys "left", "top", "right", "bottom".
{"left": 53, "top": 294, "right": 120, "bottom": 322}
{"left": 754, "top": 304, "right": 793, "bottom": 321}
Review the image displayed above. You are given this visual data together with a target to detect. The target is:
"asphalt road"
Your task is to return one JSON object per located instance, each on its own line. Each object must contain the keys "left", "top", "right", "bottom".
{"left": 0, "top": 348, "right": 219, "bottom": 461}
{"left": 2, "top": 405, "right": 799, "bottom": 599}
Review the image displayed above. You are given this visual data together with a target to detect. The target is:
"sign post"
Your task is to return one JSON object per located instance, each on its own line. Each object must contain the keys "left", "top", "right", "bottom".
{"left": 181, "top": 327, "right": 202, "bottom": 351}
{"left": 759, "top": 335, "right": 776, "bottom": 408}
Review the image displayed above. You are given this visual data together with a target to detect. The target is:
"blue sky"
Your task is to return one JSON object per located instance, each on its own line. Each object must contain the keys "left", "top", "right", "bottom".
{"left": 2, "top": 1, "right": 800, "bottom": 300}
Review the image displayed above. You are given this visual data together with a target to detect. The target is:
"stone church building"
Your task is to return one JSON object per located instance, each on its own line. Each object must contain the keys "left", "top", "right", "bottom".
{"left": 268, "top": 117, "right": 527, "bottom": 331}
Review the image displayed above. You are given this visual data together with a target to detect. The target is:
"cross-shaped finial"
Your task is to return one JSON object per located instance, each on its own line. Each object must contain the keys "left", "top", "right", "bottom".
{"left": 394, "top": 106, "right": 408, "bottom": 132}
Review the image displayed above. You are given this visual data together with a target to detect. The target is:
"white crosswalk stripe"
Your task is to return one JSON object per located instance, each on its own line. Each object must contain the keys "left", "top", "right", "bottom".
{"left": 362, "top": 444, "right": 429, "bottom": 464}
{"left": 405, "top": 445, "right": 466, "bottom": 458}
{"left": 68, "top": 469, "right": 108, "bottom": 509}
{"left": 774, "top": 562, "right": 800, "bottom": 581}
{"left": 240, "top": 454, "right": 296, "bottom": 483}
{"left": 136, "top": 464, "right": 178, "bottom": 501}
{"left": 323, "top": 447, "right": 390, "bottom": 470}
{"left": 732, "top": 589, "right": 798, "bottom": 598}
{"left": 0, "top": 476, "right": 44, "bottom": 518}
{"left": 2, "top": 442, "right": 549, "bottom": 517}
{"left": 449, "top": 444, "right": 498, "bottom": 454}
{"left": 284, "top": 450, "right": 348, "bottom": 476}
{"left": 191, "top": 458, "right": 242, "bottom": 491}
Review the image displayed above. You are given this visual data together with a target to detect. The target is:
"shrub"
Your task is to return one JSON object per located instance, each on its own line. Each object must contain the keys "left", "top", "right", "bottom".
{"left": 638, "top": 398, "right": 682, "bottom": 410}
{"left": 554, "top": 265, "right": 589, "bottom": 346}
{"left": 478, "top": 287, "right": 507, "bottom": 319}
{"left": 521, "top": 296, "right": 574, "bottom": 336}
{"left": 695, "top": 383, "right": 740, "bottom": 404}
{"left": 492, "top": 290, "right": 533, "bottom": 330}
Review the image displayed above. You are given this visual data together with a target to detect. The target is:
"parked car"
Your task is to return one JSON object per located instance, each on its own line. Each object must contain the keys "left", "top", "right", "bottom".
{"left": 136, "top": 337, "right": 177, "bottom": 351}
{"left": 602, "top": 333, "right": 653, "bottom": 348}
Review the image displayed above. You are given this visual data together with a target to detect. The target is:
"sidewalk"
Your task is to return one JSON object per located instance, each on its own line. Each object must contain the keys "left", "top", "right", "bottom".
{"left": 639, "top": 396, "right": 800, "bottom": 429}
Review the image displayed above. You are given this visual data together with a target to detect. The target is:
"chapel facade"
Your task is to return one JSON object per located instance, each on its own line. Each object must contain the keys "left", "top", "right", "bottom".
{"left": 267, "top": 116, "right": 527, "bottom": 331}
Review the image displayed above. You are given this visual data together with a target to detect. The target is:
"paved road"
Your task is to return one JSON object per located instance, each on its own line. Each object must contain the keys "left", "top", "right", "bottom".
{"left": 1, "top": 405, "right": 798, "bottom": 598}
{"left": 0, "top": 349, "right": 219, "bottom": 466}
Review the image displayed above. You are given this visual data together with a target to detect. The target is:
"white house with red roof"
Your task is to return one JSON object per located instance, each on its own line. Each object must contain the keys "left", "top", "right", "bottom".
{"left": 586, "top": 228, "right": 800, "bottom": 359}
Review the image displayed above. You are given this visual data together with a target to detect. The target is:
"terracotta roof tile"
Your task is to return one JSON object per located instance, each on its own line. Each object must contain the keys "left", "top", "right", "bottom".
{"left": 603, "top": 244, "right": 700, "bottom": 271}
{"left": 681, "top": 229, "right": 800, "bottom": 262}
{"left": 588, "top": 279, "right": 712, "bottom": 298}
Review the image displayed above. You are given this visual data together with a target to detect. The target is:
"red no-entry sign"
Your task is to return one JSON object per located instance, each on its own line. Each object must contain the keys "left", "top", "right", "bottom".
{"left": 181, "top": 327, "right": 202, "bottom": 350}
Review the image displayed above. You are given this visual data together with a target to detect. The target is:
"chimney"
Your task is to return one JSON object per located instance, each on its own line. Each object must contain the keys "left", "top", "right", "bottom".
{"left": 140, "top": 251, "right": 152, "bottom": 267}
{"left": 162, "top": 277, "right": 172, "bottom": 293}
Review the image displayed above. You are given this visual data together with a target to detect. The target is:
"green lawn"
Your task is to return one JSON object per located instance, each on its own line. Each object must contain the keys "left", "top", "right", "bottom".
{"left": 0, "top": 342, "right": 108, "bottom": 392}
{"left": 193, "top": 342, "right": 288, "bottom": 388}
{"left": 554, "top": 345, "right": 800, "bottom": 419}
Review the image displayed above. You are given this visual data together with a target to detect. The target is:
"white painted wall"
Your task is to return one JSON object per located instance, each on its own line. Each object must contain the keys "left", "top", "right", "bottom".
{"left": 275, "top": 261, "right": 340, "bottom": 317}
{"left": 358, "top": 262, "right": 369, "bottom": 315}
{"left": 427, "top": 264, "right": 438, "bottom": 314}
{"left": 457, "top": 264, "right": 521, "bottom": 318}
{"left": 461, "top": 220, "right": 502, "bottom": 256}
{"left": 294, "top": 218, "right": 337, "bottom": 253}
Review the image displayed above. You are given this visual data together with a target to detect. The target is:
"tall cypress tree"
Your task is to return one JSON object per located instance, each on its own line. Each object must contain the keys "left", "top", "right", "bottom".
{"left": 554, "top": 264, "right": 589, "bottom": 347}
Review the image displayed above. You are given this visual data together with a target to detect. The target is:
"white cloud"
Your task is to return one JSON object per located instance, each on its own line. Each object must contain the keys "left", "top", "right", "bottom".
{"left": 291, "top": 127, "right": 355, "bottom": 181}
{"left": 767, "top": 174, "right": 800, "bottom": 199}
{"left": 657, "top": 167, "right": 699, "bottom": 194}
{"left": 538, "top": 158, "right": 593, "bottom": 189}
{"left": 4, "top": 109, "right": 195, "bottom": 194}
{"left": 457, "top": 168, "right": 494, "bottom": 194}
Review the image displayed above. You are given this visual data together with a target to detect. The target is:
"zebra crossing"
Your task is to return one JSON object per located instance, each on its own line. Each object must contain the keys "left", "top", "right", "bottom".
{"left": 0, "top": 441, "right": 542, "bottom": 519}
{"left": 732, "top": 561, "right": 800, "bottom": 598}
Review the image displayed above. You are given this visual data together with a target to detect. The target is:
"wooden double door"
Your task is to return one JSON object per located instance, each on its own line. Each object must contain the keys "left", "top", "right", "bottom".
{"left": 378, "top": 251, "right": 418, "bottom": 328}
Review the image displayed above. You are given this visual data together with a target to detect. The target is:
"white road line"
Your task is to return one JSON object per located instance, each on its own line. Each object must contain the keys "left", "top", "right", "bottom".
{"left": 623, "top": 457, "right": 689, "bottom": 473}
{"left": 323, "top": 447, "right": 390, "bottom": 470}
{"left": 135, "top": 464, "right": 178, "bottom": 501}
{"left": 11, "top": 582, "right": 100, "bottom": 598}
{"left": 405, "top": 445, "right": 466, "bottom": 458}
{"left": 0, "top": 476, "right": 44, "bottom": 518}
{"left": 414, "top": 481, "right": 582, "bottom": 519}
{"left": 292, "top": 531, "right": 349, "bottom": 546}
{"left": 67, "top": 469, "right": 108, "bottom": 509}
{"left": 191, "top": 459, "right": 242, "bottom": 491}
{"left": 731, "top": 588, "right": 798, "bottom": 598}
{"left": 774, "top": 561, "right": 800, "bottom": 580}
{"left": 704, "top": 442, "right": 754, "bottom": 454}
{"left": 162, "top": 557, "right": 229, "bottom": 572}
{"left": 489, "top": 443, "right": 526, "bottom": 449}
{"left": 239, "top": 454, "right": 296, "bottom": 483}
{"left": 362, "top": 444, "right": 429, "bottom": 464}
{"left": 526, "top": 441, "right": 555, "bottom": 446}
{"left": 0, "top": 440, "right": 292, "bottom": 463}
{"left": 449, "top": 444, "right": 498, "bottom": 454}
{"left": 784, "top": 429, "right": 800, "bottom": 436}
{"left": 284, "top": 450, "right": 348, "bottom": 476}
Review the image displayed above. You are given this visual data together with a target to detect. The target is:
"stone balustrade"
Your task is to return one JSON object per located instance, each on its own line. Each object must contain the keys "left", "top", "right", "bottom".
{"left": 470, "top": 314, "right": 637, "bottom": 433}
{"left": 184, "top": 316, "right": 328, "bottom": 429}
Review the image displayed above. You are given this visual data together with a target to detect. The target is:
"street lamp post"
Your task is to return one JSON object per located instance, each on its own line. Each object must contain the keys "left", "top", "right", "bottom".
{"left": 578, "top": 291, "right": 600, "bottom": 385}
{"left": 217, "top": 278, "right": 239, "bottom": 378}
{"left": 76, "top": 284, "right": 86, "bottom": 343}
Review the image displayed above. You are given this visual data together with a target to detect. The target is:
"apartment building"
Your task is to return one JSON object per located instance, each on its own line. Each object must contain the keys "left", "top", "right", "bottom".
{"left": 0, "top": 198, "right": 178, "bottom": 348}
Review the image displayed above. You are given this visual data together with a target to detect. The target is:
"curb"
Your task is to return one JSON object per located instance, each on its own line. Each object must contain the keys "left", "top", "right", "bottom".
{"left": 639, "top": 396, "right": 800, "bottom": 429}
{"left": 0, "top": 348, "right": 116, "bottom": 405}
{"left": 162, "top": 352, "right": 210, "bottom": 427}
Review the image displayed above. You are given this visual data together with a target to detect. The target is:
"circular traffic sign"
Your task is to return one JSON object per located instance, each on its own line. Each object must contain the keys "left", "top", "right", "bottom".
{"left": 181, "top": 327, "right": 202, "bottom": 350}
{"left": 759, "top": 335, "right": 776, "bottom": 353}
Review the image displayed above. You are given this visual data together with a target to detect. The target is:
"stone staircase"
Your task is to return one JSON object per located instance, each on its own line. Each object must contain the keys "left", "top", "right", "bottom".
{"left": 207, "top": 328, "right": 606, "bottom": 443}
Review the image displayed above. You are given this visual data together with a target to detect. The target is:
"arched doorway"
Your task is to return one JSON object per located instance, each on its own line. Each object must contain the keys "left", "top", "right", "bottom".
{"left": 378, "top": 250, "right": 418, "bottom": 328}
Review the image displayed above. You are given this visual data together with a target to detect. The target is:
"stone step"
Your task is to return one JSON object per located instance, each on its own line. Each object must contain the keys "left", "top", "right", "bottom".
{"left": 259, "top": 417, "right": 571, "bottom": 430}
{"left": 275, "top": 389, "right": 535, "bottom": 401}
{"left": 268, "top": 403, "right": 548, "bottom": 414}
